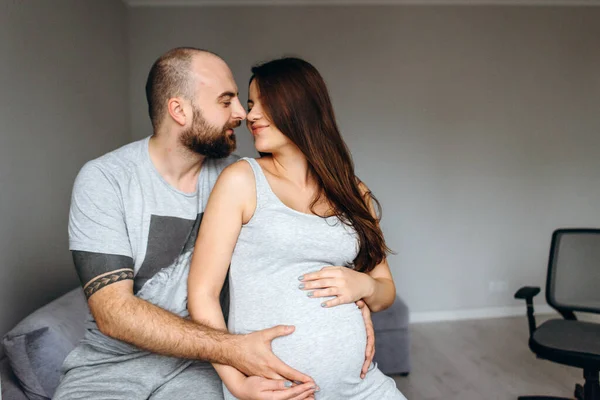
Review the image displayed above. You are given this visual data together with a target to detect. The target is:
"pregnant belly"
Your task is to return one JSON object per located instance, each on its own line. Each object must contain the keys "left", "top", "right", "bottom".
{"left": 230, "top": 299, "right": 368, "bottom": 392}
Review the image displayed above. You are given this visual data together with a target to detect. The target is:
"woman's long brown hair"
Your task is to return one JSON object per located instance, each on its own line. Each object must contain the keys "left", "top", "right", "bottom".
{"left": 250, "top": 57, "right": 390, "bottom": 273}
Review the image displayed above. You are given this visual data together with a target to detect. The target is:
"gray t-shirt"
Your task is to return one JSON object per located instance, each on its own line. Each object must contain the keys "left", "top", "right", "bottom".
{"left": 69, "top": 136, "right": 237, "bottom": 316}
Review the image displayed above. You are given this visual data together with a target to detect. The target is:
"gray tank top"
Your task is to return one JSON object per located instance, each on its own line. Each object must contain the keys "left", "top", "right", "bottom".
{"left": 226, "top": 158, "right": 377, "bottom": 398}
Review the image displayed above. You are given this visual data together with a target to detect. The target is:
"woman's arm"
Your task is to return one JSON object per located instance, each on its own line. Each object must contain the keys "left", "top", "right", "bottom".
{"left": 359, "top": 181, "right": 396, "bottom": 312}
{"left": 188, "top": 161, "right": 254, "bottom": 396}
{"left": 188, "top": 161, "right": 316, "bottom": 400}
{"left": 360, "top": 259, "right": 396, "bottom": 312}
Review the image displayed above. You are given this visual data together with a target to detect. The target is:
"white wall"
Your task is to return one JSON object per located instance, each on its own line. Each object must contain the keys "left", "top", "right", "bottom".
{"left": 0, "top": 0, "right": 130, "bottom": 355}
{"left": 129, "top": 5, "right": 600, "bottom": 316}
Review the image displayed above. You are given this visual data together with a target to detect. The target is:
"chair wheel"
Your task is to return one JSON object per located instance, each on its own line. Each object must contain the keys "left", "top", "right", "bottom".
{"left": 574, "top": 383, "right": 584, "bottom": 400}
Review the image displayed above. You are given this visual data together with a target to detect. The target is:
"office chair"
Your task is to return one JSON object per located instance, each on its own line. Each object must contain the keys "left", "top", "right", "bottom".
{"left": 515, "top": 228, "right": 600, "bottom": 400}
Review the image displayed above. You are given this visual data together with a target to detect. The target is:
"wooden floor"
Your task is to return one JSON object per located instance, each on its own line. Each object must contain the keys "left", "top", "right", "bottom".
{"left": 391, "top": 315, "right": 585, "bottom": 400}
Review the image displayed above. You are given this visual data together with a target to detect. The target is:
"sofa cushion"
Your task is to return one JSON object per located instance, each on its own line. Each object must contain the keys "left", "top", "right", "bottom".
{"left": 374, "top": 328, "right": 411, "bottom": 375}
{"left": 371, "top": 296, "right": 411, "bottom": 375}
{"left": 2, "top": 288, "right": 88, "bottom": 400}
{"left": 372, "top": 295, "right": 410, "bottom": 331}
{"left": 1, "top": 356, "right": 29, "bottom": 400}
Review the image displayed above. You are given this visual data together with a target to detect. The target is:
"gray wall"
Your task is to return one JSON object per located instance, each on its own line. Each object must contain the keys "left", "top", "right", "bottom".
{"left": 0, "top": 0, "right": 130, "bottom": 355}
{"left": 129, "top": 6, "right": 600, "bottom": 314}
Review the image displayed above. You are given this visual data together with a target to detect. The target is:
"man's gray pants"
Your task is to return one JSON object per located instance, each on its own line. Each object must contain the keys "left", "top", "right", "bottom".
{"left": 53, "top": 336, "right": 223, "bottom": 400}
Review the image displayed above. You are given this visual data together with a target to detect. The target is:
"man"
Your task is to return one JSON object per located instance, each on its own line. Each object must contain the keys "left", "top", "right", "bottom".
{"left": 54, "top": 47, "right": 374, "bottom": 400}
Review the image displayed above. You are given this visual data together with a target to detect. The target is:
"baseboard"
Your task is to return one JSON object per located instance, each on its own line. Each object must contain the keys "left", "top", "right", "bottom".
{"left": 410, "top": 304, "right": 555, "bottom": 324}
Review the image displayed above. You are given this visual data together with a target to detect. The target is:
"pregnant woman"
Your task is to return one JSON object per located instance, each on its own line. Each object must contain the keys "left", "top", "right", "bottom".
{"left": 188, "top": 57, "right": 407, "bottom": 400}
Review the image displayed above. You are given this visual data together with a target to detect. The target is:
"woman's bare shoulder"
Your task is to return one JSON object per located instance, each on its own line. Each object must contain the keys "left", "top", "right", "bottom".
{"left": 214, "top": 158, "right": 257, "bottom": 194}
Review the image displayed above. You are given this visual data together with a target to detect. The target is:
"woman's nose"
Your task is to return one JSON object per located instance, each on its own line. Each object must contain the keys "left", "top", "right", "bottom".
{"left": 248, "top": 110, "right": 259, "bottom": 121}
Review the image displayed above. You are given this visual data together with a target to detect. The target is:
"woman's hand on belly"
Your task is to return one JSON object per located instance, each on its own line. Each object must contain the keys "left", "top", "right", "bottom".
{"left": 356, "top": 299, "right": 376, "bottom": 379}
{"left": 298, "top": 266, "right": 375, "bottom": 308}
{"left": 230, "top": 376, "right": 317, "bottom": 400}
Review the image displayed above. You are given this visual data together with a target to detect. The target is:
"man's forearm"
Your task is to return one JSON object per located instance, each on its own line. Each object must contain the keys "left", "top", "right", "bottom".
{"left": 94, "top": 293, "right": 239, "bottom": 364}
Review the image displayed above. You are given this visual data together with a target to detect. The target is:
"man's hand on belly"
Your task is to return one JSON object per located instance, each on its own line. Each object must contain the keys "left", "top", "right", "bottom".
{"left": 227, "top": 324, "right": 317, "bottom": 386}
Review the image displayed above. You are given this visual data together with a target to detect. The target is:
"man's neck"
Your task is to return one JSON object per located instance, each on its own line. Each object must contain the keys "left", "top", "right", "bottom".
{"left": 148, "top": 133, "right": 205, "bottom": 193}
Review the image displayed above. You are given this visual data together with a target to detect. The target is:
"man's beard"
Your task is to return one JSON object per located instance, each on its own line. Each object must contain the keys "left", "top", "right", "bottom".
{"left": 180, "top": 106, "right": 240, "bottom": 158}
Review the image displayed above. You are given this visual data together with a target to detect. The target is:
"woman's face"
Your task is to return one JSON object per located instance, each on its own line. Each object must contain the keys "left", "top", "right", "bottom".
{"left": 246, "top": 79, "right": 291, "bottom": 154}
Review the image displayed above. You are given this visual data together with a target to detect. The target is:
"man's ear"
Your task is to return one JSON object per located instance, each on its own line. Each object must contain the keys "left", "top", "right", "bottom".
{"left": 167, "top": 97, "right": 188, "bottom": 127}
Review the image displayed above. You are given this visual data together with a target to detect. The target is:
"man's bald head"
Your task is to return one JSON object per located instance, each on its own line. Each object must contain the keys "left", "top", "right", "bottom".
{"left": 145, "top": 47, "right": 224, "bottom": 131}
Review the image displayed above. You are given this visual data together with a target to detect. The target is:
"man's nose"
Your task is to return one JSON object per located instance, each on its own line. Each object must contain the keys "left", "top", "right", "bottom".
{"left": 232, "top": 99, "right": 247, "bottom": 120}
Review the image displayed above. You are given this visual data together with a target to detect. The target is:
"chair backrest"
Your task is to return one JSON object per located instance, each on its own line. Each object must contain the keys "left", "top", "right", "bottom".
{"left": 546, "top": 228, "right": 600, "bottom": 315}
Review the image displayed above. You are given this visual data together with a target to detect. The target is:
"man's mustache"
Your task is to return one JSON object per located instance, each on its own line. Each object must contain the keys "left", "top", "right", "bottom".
{"left": 226, "top": 120, "right": 242, "bottom": 130}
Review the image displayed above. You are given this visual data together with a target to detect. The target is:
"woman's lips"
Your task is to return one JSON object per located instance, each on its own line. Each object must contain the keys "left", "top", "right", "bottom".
{"left": 252, "top": 125, "right": 268, "bottom": 135}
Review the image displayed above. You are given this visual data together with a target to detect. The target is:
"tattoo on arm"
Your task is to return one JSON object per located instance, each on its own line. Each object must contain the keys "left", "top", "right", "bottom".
{"left": 72, "top": 251, "right": 134, "bottom": 299}
{"left": 83, "top": 269, "right": 134, "bottom": 299}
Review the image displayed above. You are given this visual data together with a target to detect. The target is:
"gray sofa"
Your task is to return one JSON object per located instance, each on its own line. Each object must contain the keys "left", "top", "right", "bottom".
{"left": 1, "top": 289, "right": 410, "bottom": 400}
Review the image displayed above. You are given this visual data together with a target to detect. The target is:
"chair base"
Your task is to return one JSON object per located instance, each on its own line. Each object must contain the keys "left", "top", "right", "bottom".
{"left": 580, "top": 369, "right": 600, "bottom": 400}
{"left": 518, "top": 368, "right": 600, "bottom": 400}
